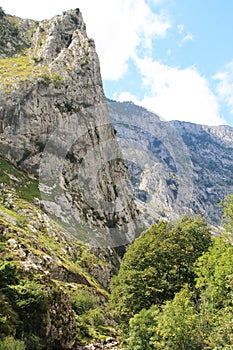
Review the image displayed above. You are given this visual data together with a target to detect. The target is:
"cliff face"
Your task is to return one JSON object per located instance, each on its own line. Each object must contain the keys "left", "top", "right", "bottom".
{"left": 0, "top": 9, "right": 139, "bottom": 248}
{"left": 108, "top": 99, "right": 233, "bottom": 226}
{"left": 0, "top": 9, "right": 135, "bottom": 347}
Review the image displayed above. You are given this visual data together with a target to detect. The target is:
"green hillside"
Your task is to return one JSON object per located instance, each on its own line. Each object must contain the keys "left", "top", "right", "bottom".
{"left": 0, "top": 157, "right": 115, "bottom": 349}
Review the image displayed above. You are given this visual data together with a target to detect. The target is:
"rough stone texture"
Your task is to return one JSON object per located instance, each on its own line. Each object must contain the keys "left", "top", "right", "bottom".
{"left": 0, "top": 8, "right": 35, "bottom": 58}
{"left": 108, "top": 99, "right": 233, "bottom": 227}
{"left": 0, "top": 9, "right": 140, "bottom": 248}
{"left": 45, "top": 287, "right": 77, "bottom": 350}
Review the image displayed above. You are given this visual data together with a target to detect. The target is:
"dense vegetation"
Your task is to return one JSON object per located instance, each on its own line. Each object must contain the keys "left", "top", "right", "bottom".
{"left": 109, "top": 195, "right": 233, "bottom": 349}
{"left": 110, "top": 216, "right": 212, "bottom": 325}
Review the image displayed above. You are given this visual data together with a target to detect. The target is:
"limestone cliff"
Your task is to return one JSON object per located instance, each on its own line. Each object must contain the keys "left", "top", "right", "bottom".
{"left": 0, "top": 9, "right": 140, "bottom": 248}
{"left": 108, "top": 99, "right": 233, "bottom": 227}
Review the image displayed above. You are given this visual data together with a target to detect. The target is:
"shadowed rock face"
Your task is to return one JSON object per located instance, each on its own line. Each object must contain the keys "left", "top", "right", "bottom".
{"left": 108, "top": 99, "right": 233, "bottom": 227}
{"left": 0, "top": 10, "right": 140, "bottom": 248}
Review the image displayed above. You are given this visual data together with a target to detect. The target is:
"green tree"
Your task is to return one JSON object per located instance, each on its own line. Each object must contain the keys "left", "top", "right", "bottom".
{"left": 0, "top": 261, "right": 17, "bottom": 288}
{"left": 220, "top": 194, "right": 233, "bottom": 233}
{"left": 152, "top": 287, "right": 202, "bottom": 350}
{"left": 110, "top": 216, "right": 212, "bottom": 325}
{"left": 127, "top": 287, "right": 202, "bottom": 350}
{"left": 0, "top": 292, "right": 18, "bottom": 337}
{"left": 0, "top": 262, "right": 18, "bottom": 337}
{"left": 194, "top": 236, "right": 233, "bottom": 347}
{"left": 195, "top": 236, "right": 233, "bottom": 309}
{"left": 127, "top": 306, "right": 159, "bottom": 350}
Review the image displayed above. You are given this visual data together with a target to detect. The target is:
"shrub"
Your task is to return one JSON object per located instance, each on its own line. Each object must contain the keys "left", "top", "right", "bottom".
{"left": 0, "top": 337, "right": 25, "bottom": 350}
{"left": 0, "top": 261, "right": 17, "bottom": 287}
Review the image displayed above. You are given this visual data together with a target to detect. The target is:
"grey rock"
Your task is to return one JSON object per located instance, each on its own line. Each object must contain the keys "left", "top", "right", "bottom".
{"left": 108, "top": 99, "right": 233, "bottom": 227}
{"left": 0, "top": 9, "right": 140, "bottom": 248}
{"left": 0, "top": 10, "right": 35, "bottom": 58}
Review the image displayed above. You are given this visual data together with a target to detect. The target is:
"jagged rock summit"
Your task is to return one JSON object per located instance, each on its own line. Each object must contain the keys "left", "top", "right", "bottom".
{"left": 0, "top": 9, "right": 140, "bottom": 248}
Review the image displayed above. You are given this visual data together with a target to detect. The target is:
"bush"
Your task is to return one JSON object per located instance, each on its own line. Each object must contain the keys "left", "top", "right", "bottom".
{"left": 70, "top": 289, "right": 96, "bottom": 315}
{"left": 0, "top": 292, "right": 18, "bottom": 337}
{"left": 8, "top": 280, "right": 48, "bottom": 336}
{"left": 16, "top": 217, "right": 28, "bottom": 229}
{"left": 0, "top": 337, "right": 25, "bottom": 350}
{"left": 127, "top": 306, "right": 159, "bottom": 350}
{"left": 0, "top": 261, "right": 17, "bottom": 287}
{"left": 51, "top": 74, "right": 63, "bottom": 87}
{"left": 24, "top": 334, "right": 45, "bottom": 350}
{"left": 127, "top": 287, "right": 202, "bottom": 350}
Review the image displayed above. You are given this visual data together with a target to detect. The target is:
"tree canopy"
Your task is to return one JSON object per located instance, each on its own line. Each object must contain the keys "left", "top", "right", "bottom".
{"left": 220, "top": 194, "right": 233, "bottom": 233}
{"left": 110, "top": 215, "right": 212, "bottom": 324}
{"left": 121, "top": 195, "right": 233, "bottom": 348}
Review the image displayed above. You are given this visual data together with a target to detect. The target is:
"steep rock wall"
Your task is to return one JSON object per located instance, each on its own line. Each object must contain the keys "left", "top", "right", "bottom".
{"left": 0, "top": 10, "right": 140, "bottom": 248}
{"left": 108, "top": 99, "right": 233, "bottom": 227}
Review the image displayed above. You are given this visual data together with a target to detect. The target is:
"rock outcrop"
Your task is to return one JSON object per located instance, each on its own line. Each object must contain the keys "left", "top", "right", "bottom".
{"left": 0, "top": 7, "right": 34, "bottom": 58}
{"left": 0, "top": 9, "right": 140, "bottom": 248}
{"left": 0, "top": 157, "right": 120, "bottom": 348}
{"left": 108, "top": 99, "right": 233, "bottom": 226}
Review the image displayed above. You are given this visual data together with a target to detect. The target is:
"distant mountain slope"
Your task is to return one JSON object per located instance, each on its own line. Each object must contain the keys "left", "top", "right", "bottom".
{"left": 108, "top": 99, "right": 233, "bottom": 226}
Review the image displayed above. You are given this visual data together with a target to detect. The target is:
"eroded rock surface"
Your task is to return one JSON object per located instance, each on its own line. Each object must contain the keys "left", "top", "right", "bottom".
{"left": 0, "top": 9, "right": 140, "bottom": 248}
{"left": 108, "top": 99, "right": 233, "bottom": 226}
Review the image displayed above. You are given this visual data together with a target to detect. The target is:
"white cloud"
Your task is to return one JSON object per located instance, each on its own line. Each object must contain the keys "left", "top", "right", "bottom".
{"left": 77, "top": 0, "right": 171, "bottom": 80}
{"left": 182, "top": 33, "right": 194, "bottom": 43}
{"left": 114, "top": 91, "right": 140, "bottom": 104}
{"left": 178, "top": 32, "right": 194, "bottom": 47}
{"left": 0, "top": 0, "right": 79, "bottom": 20}
{"left": 117, "top": 58, "right": 225, "bottom": 126}
{"left": 213, "top": 61, "right": 233, "bottom": 116}
{"left": 176, "top": 23, "right": 194, "bottom": 47}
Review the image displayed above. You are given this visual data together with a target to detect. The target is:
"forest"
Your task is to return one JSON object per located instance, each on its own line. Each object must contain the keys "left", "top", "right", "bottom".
{"left": 109, "top": 195, "right": 233, "bottom": 349}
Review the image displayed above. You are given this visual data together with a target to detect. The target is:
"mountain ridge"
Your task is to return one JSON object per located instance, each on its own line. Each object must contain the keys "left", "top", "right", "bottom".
{"left": 108, "top": 98, "right": 233, "bottom": 226}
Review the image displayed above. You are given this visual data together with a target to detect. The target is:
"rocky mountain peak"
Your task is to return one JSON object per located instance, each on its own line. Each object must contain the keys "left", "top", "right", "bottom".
{"left": 31, "top": 9, "right": 88, "bottom": 64}
{"left": 0, "top": 10, "right": 140, "bottom": 248}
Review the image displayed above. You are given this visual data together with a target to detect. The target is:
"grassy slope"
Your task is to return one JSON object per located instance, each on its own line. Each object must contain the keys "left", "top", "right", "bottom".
{"left": 0, "top": 157, "right": 115, "bottom": 345}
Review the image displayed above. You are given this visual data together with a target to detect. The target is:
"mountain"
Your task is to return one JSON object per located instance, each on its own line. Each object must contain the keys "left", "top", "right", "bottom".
{"left": 0, "top": 8, "right": 139, "bottom": 349}
{"left": 0, "top": 8, "right": 140, "bottom": 249}
{"left": 108, "top": 99, "right": 233, "bottom": 227}
{"left": 1, "top": 6, "right": 231, "bottom": 348}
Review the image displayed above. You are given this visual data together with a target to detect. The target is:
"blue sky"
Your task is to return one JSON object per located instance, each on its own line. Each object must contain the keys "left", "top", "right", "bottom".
{"left": 1, "top": 0, "right": 233, "bottom": 126}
